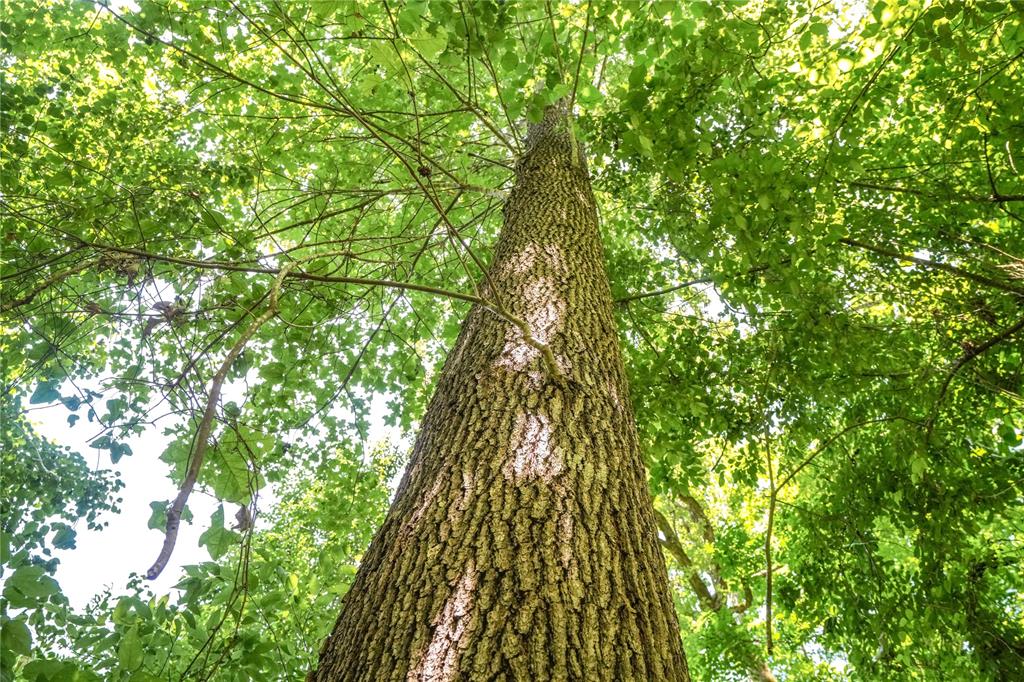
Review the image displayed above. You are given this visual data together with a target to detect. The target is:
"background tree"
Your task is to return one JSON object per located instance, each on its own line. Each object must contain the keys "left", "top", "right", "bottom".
{"left": 2, "top": 1, "right": 1022, "bottom": 681}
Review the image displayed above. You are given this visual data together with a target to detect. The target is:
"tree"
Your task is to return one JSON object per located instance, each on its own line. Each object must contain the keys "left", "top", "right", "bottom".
{"left": 2, "top": 1, "right": 1023, "bottom": 681}
{"left": 313, "top": 103, "right": 688, "bottom": 680}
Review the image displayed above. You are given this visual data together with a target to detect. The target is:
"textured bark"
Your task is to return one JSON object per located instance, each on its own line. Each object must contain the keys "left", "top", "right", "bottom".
{"left": 313, "top": 106, "right": 689, "bottom": 681}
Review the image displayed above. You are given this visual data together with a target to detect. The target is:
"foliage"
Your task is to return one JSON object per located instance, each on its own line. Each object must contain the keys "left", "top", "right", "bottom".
{"left": 1, "top": 443, "right": 395, "bottom": 681}
{"left": 1, "top": 393, "right": 122, "bottom": 682}
{"left": 1, "top": 0, "right": 1022, "bottom": 680}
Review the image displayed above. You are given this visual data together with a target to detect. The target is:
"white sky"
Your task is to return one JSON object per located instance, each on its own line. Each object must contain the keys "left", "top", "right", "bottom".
{"left": 27, "top": 385, "right": 403, "bottom": 610}
{"left": 31, "top": 407, "right": 217, "bottom": 608}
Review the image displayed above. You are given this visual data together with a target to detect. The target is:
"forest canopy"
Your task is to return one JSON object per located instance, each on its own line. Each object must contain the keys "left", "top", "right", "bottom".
{"left": 1, "top": 0, "right": 1023, "bottom": 680}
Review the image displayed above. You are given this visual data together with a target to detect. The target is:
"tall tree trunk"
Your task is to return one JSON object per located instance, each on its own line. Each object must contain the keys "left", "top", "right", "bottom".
{"left": 313, "top": 105, "right": 690, "bottom": 681}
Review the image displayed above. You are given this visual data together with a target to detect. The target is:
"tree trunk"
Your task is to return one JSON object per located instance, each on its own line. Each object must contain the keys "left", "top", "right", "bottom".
{"left": 312, "top": 105, "right": 690, "bottom": 681}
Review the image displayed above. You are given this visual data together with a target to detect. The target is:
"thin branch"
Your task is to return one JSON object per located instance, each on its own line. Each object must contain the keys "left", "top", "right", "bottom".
{"left": 70, "top": 239, "right": 489, "bottom": 307}
{"left": 840, "top": 237, "right": 1024, "bottom": 297}
{"left": 775, "top": 416, "right": 909, "bottom": 491}
{"left": 544, "top": 0, "right": 568, "bottom": 85}
{"left": 0, "top": 258, "right": 99, "bottom": 314}
{"left": 932, "top": 313, "right": 1024, "bottom": 415}
{"left": 99, "top": 3, "right": 344, "bottom": 116}
{"left": 568, "top": 0, "right": 593, "bottom": 113}
{"left": 844, "top": 179, "right": 1024, "bottom": 204}
{"left": 67, "top": 236, "right": 564, "bottom": 384}
{"left": 300, "top": 191, "right": 462, "bottom": 428}
{"left": 615, "top": 277, "right": 713, "bottom": 304}
{"left": 653, "top": 508, "right": 720, "bottom": 611}
{"left": 982, "top": 132, "right": 1024, "bottom": 203}
{"left": 822, "top": 10, "right": 921, "bottom": 169}
{"left": 615, "top": 259, "right": 781, "bottom": 304}
{"left": 403, "top": 36, "right": 517, "bottom": 154}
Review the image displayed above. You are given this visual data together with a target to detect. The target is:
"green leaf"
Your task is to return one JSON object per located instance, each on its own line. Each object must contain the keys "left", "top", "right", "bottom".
{"left": 159, "top": 439, "right": 191, "bottom": 481}
{"left": 52, "top": 525, "right": 76, "bottom": 550}
{"left": 29, "top": 381, "right": 60, "bottom": 405}
{"left": 118, "top": 625, "right": 143, "bottom": 671}
{"left": 109, "top": 441, "right": 132, "bottom": 464}
{"left": 112, "top": 597, "right": 133, "bottom": 625}
{"left": 628, "top": 64, "right": 647, "bottom": 88}
{"left": 397, "top": 3, "right": 426, "bottom": 34}
{"left": 500, "top": 49, "right": 518, "bottom": 70}
{"left": 198, "top": 505, "right": 239, "bottom": 560}
{"left": 146, "top": 500, "right": 179, "bottom": 530}
{"left": 1, "top": 618, "right": 32, "bottom": 656}
{"left": 2, "top": 565, "right": 61, "bottom": 608}
{"left": 201, "top": 207, "right": 227, "bottom": 231}
{"left": 910, "top": 455, "right": 928, "bottom": 483}
{"left": 637, "top": 133, "right": 654, "bottom": 157}
{"left": 367, "top": 42, "right": 404, "bottom": 80}
{"left": 408, "top": 30, "right": 448, "bottom": 60}
{"left": 21, "top": 659, "right": 90, "bottom": 681}
{"left": 313, "top": 0, "right": 343, "bottom": 19}
{"left": 207, "top": 425, "right": 272, "bottom": 503}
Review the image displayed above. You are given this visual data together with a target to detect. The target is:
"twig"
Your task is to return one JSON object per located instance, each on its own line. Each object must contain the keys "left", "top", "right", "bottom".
{"left": 774, "top": 416, "right": 909, "bottom": 491}
{"left": 69, "top": 239, "right": 491, "bottom": 308}
{"left": 615, "top": 277, "right": 713, "bottom": 304}
{"left": 568, "top": 0, "right": 593, "bottom": 113}
{"left": 844, "top": 179, "right": 1023, "bottom": 204}
{"left": 822, "top": 11, "right": 921, "bottom": 170}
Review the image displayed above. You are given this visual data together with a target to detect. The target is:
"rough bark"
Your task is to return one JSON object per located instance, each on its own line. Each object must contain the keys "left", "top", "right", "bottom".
{"left": 313, "top": 105, "right": 689, "bottom": 681}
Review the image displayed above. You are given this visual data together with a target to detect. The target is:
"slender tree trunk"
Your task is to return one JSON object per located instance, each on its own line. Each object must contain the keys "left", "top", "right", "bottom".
{"left": 313, "top": 105, "right": 689, "bottom": 681}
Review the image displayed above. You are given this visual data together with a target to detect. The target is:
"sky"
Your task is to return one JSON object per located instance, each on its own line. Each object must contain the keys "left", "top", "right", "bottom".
{"left": 31, "top": 405, "right": 218, "bottom": 608}
{"left": 28, "top": 382, "right": 404, "bottom": 610}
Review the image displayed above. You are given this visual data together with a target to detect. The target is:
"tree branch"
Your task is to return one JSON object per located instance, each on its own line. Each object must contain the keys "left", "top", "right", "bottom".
{"left": 845, "top": 179, "right": 1024, "bottom": 204}
{"left": 840, "top": 237, "right": 1024, "bottom": 297}
{"left": 932, "top": 313, "right": 1024, "bottom": 416}
{"left": 653, "top": 508, "right": 720, "bottom": 611}
{"left": 0, "top": 258, "right": 98, "bottom": 314}
{"left": 145, "top": 270, "right": 287, "bottom": 579}
{"left": 774, "top": 416, "right": 910, "bottom": 492}
{"left": 615, "top": 277, "right": 713, "bottom": 304}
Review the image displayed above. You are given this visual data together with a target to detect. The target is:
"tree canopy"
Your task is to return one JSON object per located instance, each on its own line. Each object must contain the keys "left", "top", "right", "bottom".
{"left": 2, "top": 0, "right": 1022, "bottom": 680}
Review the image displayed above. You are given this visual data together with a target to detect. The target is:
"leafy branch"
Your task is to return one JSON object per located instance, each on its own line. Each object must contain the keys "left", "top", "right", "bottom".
{"left": 146, "top": 260, "right": 295, "bottom": 579}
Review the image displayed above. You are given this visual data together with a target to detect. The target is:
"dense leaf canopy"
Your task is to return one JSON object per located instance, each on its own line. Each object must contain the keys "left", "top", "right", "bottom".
{"left": 2, "top": 0, "right": 1022, "bottom": 680}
